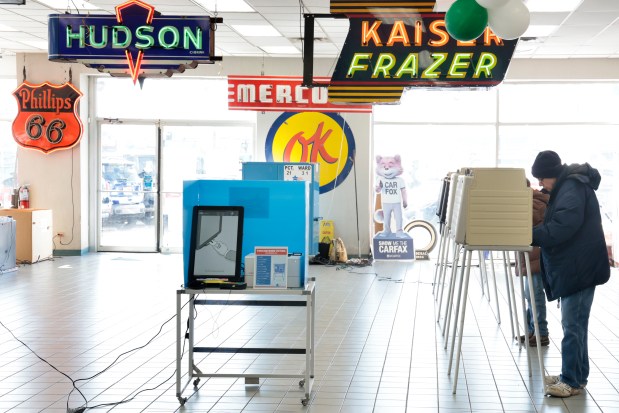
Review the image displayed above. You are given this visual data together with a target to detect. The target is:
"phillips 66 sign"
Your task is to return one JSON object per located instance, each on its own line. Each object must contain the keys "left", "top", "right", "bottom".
{"left": 12, "top": 81, "right": 83, "bottom": 154}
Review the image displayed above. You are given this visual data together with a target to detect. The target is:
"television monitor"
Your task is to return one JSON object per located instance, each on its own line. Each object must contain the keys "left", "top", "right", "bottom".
{"left": 187, "top": 205, "right": 244, "bottom": 288}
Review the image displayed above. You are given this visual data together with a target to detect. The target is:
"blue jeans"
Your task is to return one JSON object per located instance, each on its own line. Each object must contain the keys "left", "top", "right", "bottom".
{"left": 560, "top": 286, "right": 595, "bottom": 388}
{"left": 524, "top": 272, "right": 548, "bottom": 336}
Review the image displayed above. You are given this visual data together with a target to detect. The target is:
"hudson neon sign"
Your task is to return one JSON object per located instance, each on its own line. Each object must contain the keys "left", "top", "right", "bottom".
{"left": 48, "top": 0, "right": 221, "bottom": 83}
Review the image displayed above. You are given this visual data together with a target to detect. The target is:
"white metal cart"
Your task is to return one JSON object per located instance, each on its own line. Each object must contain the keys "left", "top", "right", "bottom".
{"left": 176, "top": 281, "right": 316, "bottom": 406}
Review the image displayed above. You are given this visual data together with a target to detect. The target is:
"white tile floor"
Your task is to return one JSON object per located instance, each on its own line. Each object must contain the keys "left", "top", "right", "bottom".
{"left": 0, "top": 252, "right": 617, "bottom": 412}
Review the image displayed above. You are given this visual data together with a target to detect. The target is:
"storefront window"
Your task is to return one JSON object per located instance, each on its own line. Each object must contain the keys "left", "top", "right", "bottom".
{"left": 498, "top": 126, "right": 619, "bottom": 265}
{"left": 95, "top": 77, "right": 255, "bottom": 121}
{"left": 374, "top": 87, "right": 497, "bottom": 123}
{"left": 499, "top": 83, "right": 619, "bottom": 123}
{"left": 374, "top": 81, "right": 619, "bottom": 264}
{"left": 94, "top": 77, "right": 256, "bottom": 253}
{"left": 0, "top": 79, "right": 17, "bottom": 208}
{"left": 373, "top": 124, "right": 496, "bottom": 229}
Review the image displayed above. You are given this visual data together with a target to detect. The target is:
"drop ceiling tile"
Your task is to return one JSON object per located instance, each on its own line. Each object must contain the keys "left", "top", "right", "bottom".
{"left": 529, "top": 12, "right": 570, "bottom": 25}
{"left": 552, "top": 25, "right": 607, "bottom": 40}
{"left": 578, "top": 0, "right": 619, "bottom": 12}
{"left": 565, "top": 11, "right": 619, "bottom": 26}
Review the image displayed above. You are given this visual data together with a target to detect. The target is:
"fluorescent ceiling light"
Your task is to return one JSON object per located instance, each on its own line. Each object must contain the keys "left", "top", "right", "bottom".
{"left": 522, "top": 25, "right": 559, "bottom": 37}
{"left": 525, "top": 0, "right": 583, "bottom": 13}
{"left": 232, "top": 24, "right": 281, "bottom": 37}
{"left": 261, "top": 46, "right": 299, "bottom": 54}
{"left": 194, "top": 0, "right": 254, "bottom": 13}
{"left": 36, "top": 0, "right": 100, "bottom": 10}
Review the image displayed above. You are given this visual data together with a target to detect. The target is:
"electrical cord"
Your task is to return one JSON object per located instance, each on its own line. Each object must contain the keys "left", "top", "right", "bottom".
{"left": 0, "top": 296, "right": 191, "bottom": 413}
{"left": 0, "top": 317, "right": 91, "bottom": 409}
{"left": 78, "top": 288, "right": 234, "bottom": 411}
{"left": 59, "top": 147, "right": 76, "bottom": 246}
{"left": 74, "top": 324, "right": 191, "bottom": 413}
{"left": 67, "top": 304, "right": 188, "bottom": 411}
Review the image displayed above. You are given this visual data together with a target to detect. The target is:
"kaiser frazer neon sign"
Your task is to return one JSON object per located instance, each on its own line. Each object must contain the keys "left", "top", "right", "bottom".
{"left": 48, "top": 0, "right": 221, "bottom": 83}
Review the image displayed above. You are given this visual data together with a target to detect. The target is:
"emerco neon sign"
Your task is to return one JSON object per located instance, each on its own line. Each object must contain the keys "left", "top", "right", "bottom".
{"left": 48, "top": 0, "right": 221, "bottom": 83}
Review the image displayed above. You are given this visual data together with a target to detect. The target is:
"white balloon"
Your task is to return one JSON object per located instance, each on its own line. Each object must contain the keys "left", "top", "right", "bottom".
{"left": 475, "top": 0, "right": 509, "bottom": 9}
{"left": 488, "top": 0, "right": 530, "bottom": 40}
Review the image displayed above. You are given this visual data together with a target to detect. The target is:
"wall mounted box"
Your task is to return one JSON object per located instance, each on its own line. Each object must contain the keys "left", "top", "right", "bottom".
{"left": 242, "top": 162, "right": 319, "bottom": 256}
{"left": 0, "top": 209, "right": 53, "bottom": 263}
{"left": 183, "top": 180, "right": 309, "bottom": 288}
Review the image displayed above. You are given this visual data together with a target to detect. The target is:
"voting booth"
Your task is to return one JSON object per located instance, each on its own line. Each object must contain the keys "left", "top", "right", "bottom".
{"left": 182, "top": 179, "right": 310, "bottom": 288}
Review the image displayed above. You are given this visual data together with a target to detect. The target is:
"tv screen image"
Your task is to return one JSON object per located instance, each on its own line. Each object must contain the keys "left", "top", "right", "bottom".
{"left": 188, "top": 206, "right": 244, "bottom": 287}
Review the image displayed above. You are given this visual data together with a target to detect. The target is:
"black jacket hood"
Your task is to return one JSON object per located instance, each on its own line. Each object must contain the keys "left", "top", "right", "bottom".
{"left": 564, "top": 163, "right": 601, "bottom": 190}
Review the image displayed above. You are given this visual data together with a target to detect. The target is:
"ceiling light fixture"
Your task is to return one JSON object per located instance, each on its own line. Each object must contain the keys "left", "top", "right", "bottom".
{"left": 261, "top": 46, "right": 299, "bottom": 54}
{"left": 525, "top": 0, "right": 583, "bottom": 13}
{"left": 232, "top": 24, "right": 281, "bottom": 37}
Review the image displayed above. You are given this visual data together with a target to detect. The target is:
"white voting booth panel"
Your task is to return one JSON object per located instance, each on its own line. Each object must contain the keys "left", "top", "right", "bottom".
{"left": 444, "top": 172, "right": 460, "bottom": 231}
{"left": 451, "top": 175, "right": 471, "bottom": 244}
{"left": 452, "top": 168, "right": 532, "bottom": 246}
{"left": 440, "top": 167, "right": 543, "bottom": 395}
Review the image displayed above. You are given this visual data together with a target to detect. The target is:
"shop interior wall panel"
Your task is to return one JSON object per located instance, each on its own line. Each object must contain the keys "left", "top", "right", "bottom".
{"left": 242, "top": 162, "right": 320, "bottom": 256}
{"left": 182, "top": 179, "right": 310, "bottom": 288}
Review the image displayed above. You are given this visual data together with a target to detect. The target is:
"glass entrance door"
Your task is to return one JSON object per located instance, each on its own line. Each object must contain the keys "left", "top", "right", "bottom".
{"left": 98, "top": 123, "right": 158, "bottom": 251}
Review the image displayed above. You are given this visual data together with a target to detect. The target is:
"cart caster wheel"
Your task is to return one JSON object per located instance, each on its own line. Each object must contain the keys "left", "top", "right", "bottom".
{"left": 301, "top": 399, "right": 308, "bottom": 406}
{"left": 193, "top": 378, "right": 200, "bottom": 387}
{"left": 178, "top": 397, "right": 187, "bottom": 405}
{"left": 299, "top": 379, "right": 305, "bottom": 387}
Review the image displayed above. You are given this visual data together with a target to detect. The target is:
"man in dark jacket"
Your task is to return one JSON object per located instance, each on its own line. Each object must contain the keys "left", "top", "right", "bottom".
{"left": 531, "top": 150, "right": 610, "bottom": 398}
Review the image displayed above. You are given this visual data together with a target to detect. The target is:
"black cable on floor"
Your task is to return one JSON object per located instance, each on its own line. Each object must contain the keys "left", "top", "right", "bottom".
{"left": 0, "top": 298, "right": 190, "bottom": 413}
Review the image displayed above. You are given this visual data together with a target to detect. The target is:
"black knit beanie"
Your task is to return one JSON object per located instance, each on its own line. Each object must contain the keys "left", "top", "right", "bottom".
{"left": 531, "top": 150, "right": 563, "bottom": 179}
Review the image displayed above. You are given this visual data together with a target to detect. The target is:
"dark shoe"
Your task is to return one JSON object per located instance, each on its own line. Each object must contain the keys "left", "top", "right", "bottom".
{"left": 517, "top": 332, "right": 533, "bottom": 343}
{"left": 529, "top": 334, "right": 549, "bottom": 347}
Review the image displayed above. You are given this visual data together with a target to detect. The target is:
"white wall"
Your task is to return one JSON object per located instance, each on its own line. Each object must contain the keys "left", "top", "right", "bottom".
{"left": 0, "top": 55, "right": 16, "bottom": 76}
{"left": 12, "top": 54, "right": 619, "bottom": 254}
{"left": 14, "top": 53, "right": 97, "bottom": 253}
{"left": 256, "top": 112, "right": 372, "bottom": 257}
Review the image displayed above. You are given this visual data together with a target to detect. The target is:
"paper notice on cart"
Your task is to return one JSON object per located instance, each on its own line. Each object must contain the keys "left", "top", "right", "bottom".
{"left": 254, "top": 247, "right": 288, "bottom": 288}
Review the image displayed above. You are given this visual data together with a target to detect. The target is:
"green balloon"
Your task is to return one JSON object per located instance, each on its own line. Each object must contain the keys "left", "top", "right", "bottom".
{"left": 445, "top": 0, "right": 489, "bottom": 42}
